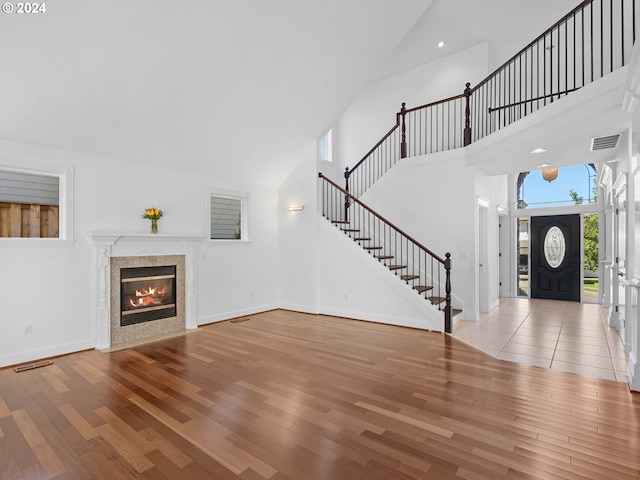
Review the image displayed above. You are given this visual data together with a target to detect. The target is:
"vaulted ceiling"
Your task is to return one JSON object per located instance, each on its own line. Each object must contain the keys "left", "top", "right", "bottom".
{"left": 0, "top": 0, "right": 587, "bottom": 187}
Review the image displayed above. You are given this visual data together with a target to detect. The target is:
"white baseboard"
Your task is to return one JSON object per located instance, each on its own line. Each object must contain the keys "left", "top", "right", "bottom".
{"left": 0, "top": 339, "right": 94, "bottom": 369}
{"left": 320, "top": 307, "right": 433, "bottom": 331}
{"left": 278, "top": 303, "right": 319, "bottom": 314}
{"left": 197, "top": 303, "right": 279, "bottom": 325}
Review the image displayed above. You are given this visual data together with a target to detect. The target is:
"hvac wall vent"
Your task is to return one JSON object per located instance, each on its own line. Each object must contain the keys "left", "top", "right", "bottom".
{"left": 590, "top": 134, "right": 620, "bottom": 151}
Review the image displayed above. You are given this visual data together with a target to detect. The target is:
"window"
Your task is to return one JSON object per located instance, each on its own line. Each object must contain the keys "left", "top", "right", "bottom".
{"left": 0, "top": 164, "right": 74, "bottom": 243}
{"left": 209, "top": 190, "right": 249, "bottom": 241}
{"left": 517, "top": 217, "right": 529, "bottom": 297}
{"left": 517, "top": 164, "right": 598, "bottom": 208}
{"left": 319, "top": 129, "right": 332, "bottom": 162}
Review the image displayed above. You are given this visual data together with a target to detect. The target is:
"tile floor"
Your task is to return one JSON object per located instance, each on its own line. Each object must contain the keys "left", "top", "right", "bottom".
{"left": 452, "top": 297, "right": 629, "bottom": 382}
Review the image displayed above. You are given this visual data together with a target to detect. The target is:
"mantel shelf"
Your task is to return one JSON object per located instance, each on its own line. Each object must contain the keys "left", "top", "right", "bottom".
{"left": 86, "top": 232, "right": 206, "bottom": 247}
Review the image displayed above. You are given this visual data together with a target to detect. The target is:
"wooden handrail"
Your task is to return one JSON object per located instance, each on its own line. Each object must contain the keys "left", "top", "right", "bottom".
{"left": 404, "top": 93, "right": 465, "bottom": 114}
{"left": 348, "top": 114, "right": 401, "bottom": 174}
{"left": 319, "top": 172, "right": 446, "bottom": 265}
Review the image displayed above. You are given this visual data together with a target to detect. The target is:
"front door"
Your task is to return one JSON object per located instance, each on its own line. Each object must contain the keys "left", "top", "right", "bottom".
{"left": 530, "top": 214, "right": 580, "bottom": 301}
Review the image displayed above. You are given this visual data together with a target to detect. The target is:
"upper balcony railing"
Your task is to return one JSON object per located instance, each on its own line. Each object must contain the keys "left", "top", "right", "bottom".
{"left": 345, "top": 0, "right": 638, "bottom": 198}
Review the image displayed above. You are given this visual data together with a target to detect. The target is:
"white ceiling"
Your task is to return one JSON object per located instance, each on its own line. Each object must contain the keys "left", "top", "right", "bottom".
{"left": 0, "top": 0, "right": 598, "bottom": 187}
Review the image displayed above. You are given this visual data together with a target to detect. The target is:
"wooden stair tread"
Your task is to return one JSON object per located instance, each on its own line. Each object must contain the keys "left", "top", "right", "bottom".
{"left": 414, "top": 285, "right": 433, "bottom": 293}
{"left": 401, "top": 274, "right": 419, "bottom": 281}
{"left": 326, "top": 215, "right": 459, "bottom": 321}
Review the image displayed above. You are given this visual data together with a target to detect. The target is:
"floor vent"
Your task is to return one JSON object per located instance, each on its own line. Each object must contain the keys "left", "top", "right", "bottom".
{"left": 590, "top": 134, "right": 620, "bottom": 151}
{"left": 14, "top": 360, "right": 53, "bottom": 373}
{"left": 230, "top": 318, "right": 250, "bottom": 323}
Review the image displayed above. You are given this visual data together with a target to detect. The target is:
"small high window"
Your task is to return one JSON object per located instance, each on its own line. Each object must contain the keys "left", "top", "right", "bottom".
{"left": 319, "top": 129, "right": 332, "bottom": 162}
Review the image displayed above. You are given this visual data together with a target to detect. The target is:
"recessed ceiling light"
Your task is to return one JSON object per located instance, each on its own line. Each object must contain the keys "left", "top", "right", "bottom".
{"left": 437, "top": 41, "right": 446, "bottom": 48}
{"left": 531, "top": 148, "right": 547, "bottom": 154}
{"left": 537, "top": 163, "right": 552, "bottom": 168}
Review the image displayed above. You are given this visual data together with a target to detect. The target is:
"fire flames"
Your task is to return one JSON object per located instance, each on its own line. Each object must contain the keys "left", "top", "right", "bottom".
{"left": 129, "top": 286, "right": 167, "bottom": 308}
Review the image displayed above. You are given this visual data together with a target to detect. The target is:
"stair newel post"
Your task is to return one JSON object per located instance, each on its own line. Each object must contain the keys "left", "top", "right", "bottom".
{"left": 400, "top": 102, "right": 407, "bottom": 158}
{"left": 343, "top": 167, "right": 351, "bottom": 223}
{"left": 463, "top": 83, "right": 472, "bottom": 147}
{"left": 444, "top": 252, "right": 452, "bottom": 333}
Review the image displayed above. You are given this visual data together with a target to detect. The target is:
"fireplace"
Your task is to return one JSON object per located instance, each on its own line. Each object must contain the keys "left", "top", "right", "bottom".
{"left": 88, "top": 233, "right": 204, "bottom": 350}
{"left": 108, "top": 253, "right": 189, "bottom": 349}
{"left": 120, "top": 265, "right": 177, "bottom": 326}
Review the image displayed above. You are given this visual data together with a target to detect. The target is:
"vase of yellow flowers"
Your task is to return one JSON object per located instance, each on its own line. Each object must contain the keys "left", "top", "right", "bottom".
{"left": 143, "top": 207, "right": 163, "bottom": 234}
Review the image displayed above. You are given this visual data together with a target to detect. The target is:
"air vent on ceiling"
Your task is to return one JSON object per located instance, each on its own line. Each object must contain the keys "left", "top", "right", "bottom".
{"left": 590, "top": 134, "right": 620, "bottom": 151}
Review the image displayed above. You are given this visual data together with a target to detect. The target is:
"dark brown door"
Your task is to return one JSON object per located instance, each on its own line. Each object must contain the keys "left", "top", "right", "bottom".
{"left": 530, "top": 215, "right": 580, "bottom": 301}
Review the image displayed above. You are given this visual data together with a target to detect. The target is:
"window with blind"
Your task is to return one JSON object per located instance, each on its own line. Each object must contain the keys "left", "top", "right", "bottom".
{"left": 210, "top": 195, "right": 244, "bottom": 240}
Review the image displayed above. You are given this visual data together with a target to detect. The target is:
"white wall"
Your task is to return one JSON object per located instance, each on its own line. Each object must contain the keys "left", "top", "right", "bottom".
{"left": 0, "top": 140, "right": 279, "bottom": 367}
{"left": 334, "top": 43, "right": 490, "bottom": 183}
{"left": 277, "top": 144, "right": 320, "bottom": 313}
{"left": 278, "top": 140, "right": 448, "bottom": 329}
{"left": 317, "top": 220, "right": 444, "bottom": 331}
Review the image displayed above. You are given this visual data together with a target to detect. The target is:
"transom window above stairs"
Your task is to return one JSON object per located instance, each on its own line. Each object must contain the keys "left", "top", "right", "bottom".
{"left": 319, "top": 129, "right": 333, "bottom": 162}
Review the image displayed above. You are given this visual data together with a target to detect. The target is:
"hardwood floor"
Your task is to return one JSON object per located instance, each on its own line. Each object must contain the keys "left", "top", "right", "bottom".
{"left": 1, "top": 310, "right": 639, "bottom": 479}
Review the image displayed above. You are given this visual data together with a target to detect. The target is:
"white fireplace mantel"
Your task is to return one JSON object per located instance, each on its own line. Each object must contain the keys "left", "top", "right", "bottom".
{"left": 87, "top": 232, "right": 206, "bottom": 349}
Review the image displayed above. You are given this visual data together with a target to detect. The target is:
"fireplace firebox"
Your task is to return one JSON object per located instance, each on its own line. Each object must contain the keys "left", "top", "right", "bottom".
{"left": 120, "top": 265, "right": 177, "bottom": 326}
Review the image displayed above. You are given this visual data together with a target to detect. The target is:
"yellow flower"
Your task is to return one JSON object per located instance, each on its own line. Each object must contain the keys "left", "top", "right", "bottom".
{"left": 142, "top": 207, "right": 162, "bottom": 220}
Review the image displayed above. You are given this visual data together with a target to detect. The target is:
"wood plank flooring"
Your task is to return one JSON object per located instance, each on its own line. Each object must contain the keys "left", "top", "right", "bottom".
{"left": 1, "top": 309, "right": 639, "bottom": 479}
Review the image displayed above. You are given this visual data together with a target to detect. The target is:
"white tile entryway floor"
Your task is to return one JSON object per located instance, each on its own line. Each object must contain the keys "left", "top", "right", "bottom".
{"left": 452, "top": 298, "right": 628, "bottom": 382}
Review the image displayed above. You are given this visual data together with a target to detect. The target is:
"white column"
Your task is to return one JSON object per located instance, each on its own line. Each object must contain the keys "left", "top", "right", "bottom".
{"left": 625, "top": 282, "right": 639, "bottom": 391}
{"left": 185, "top": 245, "right": 198, "bottom": 330}
{"left": 96, "top": 246, "right": 112, "bottom": 349}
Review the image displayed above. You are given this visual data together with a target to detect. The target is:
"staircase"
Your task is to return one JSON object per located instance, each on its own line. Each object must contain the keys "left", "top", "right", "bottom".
{"left": 319, "top": 173, "right": 457, "bottom": 331}
{"left": 320, "top": 0, "right": 637, "bottom": 333}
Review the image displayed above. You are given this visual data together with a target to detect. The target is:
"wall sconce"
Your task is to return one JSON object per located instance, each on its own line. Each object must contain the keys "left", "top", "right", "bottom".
{"left": 287, "top": 205, "right": 304, "bottom": 214}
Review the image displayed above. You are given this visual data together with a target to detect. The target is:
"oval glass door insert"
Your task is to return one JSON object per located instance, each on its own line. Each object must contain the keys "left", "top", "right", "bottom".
{"left": 544, "top": 226, "right": 565, "bottom": 268}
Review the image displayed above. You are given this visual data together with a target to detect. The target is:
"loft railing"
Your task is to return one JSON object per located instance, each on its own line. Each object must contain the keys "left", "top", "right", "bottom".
{"left": 471, "top": 0, "right": 637, "bottom": 140}
{"left": 319, "top": 172, "right": 453, "bottom": 332}
{"left": 345, "top": 0, "right": 638, "bottom": 198}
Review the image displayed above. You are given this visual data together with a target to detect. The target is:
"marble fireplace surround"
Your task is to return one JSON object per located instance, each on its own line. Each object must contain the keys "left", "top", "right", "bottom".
{"left": 87, "top": 233, "right": 204, "bottom": 350}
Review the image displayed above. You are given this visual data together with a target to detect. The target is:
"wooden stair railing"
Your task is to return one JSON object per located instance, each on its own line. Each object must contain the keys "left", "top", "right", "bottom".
{"left": 319, "top": 172, "right": 454, "bottom": 333}
{"left": 345, "top": 0, "right": 638, "bottom": 198}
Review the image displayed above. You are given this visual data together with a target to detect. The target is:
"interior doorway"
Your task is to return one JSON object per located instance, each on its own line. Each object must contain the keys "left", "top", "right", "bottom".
{"left": 478, "top": 203, "right": 489, "bottom": 312}
{"left": 498, "top": 213, "right": 509, "bottom": 297}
